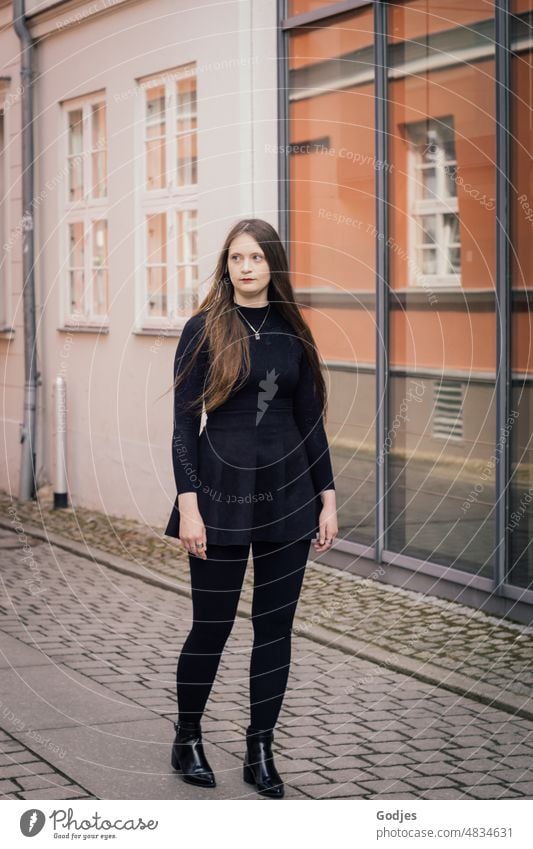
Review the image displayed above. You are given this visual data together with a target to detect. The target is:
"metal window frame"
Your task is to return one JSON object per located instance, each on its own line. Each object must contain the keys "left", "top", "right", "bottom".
{"left": 494, "top": 0, "right": 511, "bottom": 595}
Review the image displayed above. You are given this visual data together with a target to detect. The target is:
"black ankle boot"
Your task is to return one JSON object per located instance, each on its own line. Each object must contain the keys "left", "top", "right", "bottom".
{"left": 243, "top": 725, "right": 284, "bottom": 799}
{"left": 171, "top": 719, "right": 216, "bottom": 787}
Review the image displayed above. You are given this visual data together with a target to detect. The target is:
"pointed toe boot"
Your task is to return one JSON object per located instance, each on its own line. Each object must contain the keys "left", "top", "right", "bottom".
{"left": 171, "top": 719, "right": 216, "bottom": 788}
{"left": 243, "top": 725, "right": 285, "bottom": 799}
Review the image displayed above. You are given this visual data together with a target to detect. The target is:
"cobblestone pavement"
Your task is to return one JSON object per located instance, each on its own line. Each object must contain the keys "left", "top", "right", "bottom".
{"left": 0, "top": 490, "right": 532, "bottom": 800}
{"left": 1, "top": 490, "right": 532, "bottom": 704}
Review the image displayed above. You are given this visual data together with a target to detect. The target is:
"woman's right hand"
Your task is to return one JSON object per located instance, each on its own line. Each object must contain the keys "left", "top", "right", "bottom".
{"left": 177, "top": 505, "right": 208, "bottom": 559}
{"left": 177, "top": 492, "right": 207, "bottom": 559}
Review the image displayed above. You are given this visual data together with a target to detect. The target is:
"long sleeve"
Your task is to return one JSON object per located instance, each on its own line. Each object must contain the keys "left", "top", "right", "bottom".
{"left": 292, "top": 345, "right": 336, "bottom": 495}
{"left": 171, "top": 313, "right": 209, "bottom": 494}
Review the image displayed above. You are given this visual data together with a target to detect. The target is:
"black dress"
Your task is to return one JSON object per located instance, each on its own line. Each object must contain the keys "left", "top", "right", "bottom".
{"left": 163, "top": 301, "right": 336, "bottom": 545}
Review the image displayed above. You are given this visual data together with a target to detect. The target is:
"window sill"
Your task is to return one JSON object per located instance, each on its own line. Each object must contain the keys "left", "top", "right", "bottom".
{"left": 57, "top": 324, "right": 109, "bottom": 334}
{"left": 133, "top": 326, "right": 185, "bottom": 337}
{"left": 0, "top": 326, "right": 15, "bottom": 340}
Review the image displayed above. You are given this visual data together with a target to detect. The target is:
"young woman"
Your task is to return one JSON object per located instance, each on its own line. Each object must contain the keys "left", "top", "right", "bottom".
{"left": 164, "top": 218, "right": 338, "bottom": 798}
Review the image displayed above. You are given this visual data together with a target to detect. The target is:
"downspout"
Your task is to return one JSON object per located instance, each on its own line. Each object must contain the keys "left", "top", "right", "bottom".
{"left": 13, "top": 0, "right": 38, "bottom": 501}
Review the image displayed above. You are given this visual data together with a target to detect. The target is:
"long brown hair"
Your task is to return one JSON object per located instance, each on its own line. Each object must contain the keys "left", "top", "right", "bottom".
{"left": 163, "top": 218, "right": 330, "bottom": 419}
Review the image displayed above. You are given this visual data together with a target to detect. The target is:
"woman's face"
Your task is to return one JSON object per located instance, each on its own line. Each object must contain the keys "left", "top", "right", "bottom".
{"left": 227, "top": 233, "right": 271, "bottom": 303}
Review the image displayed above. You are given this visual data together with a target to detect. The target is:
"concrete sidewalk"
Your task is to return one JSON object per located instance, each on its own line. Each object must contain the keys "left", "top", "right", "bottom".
{"left": 0, "top": 492, "right": 532, "bottom": 800}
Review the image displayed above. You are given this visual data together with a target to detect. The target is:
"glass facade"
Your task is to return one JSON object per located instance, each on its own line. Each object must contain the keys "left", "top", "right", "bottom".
{"left": 387, "top": 1, "right": 496, "bottom": 576}
{"left": 288, "top": 7, "right": 376, "bottom": 546}
{"left": 282, "top": 0, "right": 533, "bottom": 602}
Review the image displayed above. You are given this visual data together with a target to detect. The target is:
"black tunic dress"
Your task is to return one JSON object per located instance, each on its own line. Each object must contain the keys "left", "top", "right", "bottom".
{"left": 163, "top": 301, "right": 336, "bottom": 545}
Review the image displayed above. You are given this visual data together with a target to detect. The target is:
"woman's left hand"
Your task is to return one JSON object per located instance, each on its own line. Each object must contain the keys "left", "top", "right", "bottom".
{"left": 313, "top": 499, "right": 338, "bottom": 553}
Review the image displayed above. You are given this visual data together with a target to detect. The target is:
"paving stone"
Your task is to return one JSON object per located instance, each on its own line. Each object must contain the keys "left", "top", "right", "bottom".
{"left": 504, "top": 782, "right": 533, "bottom": 797}
{"left": 19, "top": 785, "right": 92, "bottom": 799}
{"left": 318, "top": 768, "right": 374, "bottom": 783}
{"left": 452, "top": 772, "right": 513, "bottom": 786}
{"left": 378, "top": 792, "right": 423, "bottom": 798}
{"left": 315, "top": 755, "right": 372, "bottom": 770}
{"left": 284, "top": 747, "right": 327, "bottom": 760}
{"left": 366, "top": 765, "right": 418, "bottom": 780}
{"left": 16, "top": 774, "right": 72, "bottom": 790}
{"left": 357, "top": 778, "right": 424, "bottom": 793}
{"left": 0, "top": 779, "right": 21, "bottom": 794}
{"left": 404, "top": 775, "right": 460, "bottom": 790}
{"left": 287, "top": 771, "right": 332, "bottom": 787}
{"left": 309, "top": 783, "right": 370, "bottom": 798}
{"left": 417, "top": 788, "right": 469, "bottom": 799}
{"left": 274, "top": 758, "right": 319, "bottom": 773}
{"left": 463, "top": 784, "right": 523, "bottom": 799}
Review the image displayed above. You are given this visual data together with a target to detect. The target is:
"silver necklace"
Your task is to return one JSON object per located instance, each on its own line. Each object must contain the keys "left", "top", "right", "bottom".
{"left": 235, "top": 303, "right": 270, "bottom": 340}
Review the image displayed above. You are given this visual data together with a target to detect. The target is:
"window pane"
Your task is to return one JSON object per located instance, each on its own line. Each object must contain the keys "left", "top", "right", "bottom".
{"left": 176, "top": 209, "right": 199, "bottom": 316}
{"left": 68, "top": 109, "right": 84, "bottom": 201}
{"left": 69, "top": 271, "right": 85, "bottom": 314}
{"left": 509, "top": 0, "right": 533, "bottom": 591}
{"left": 68, "top": 109, "right": 83, "bottom": 156}
{"left": 387, "top": 0, "right": 496, "bottom": 576}
{"left": 68, "top": 221, "right": 84, "bottom": 267}
{"left": 92, "top": 220, "right": 108, "bottom": 315}
{"left": 91, "top": 102, "right": 107, "bottom": 198}
{"left": 176, "top": 76, "right": 197, "bottom": 186}
{"left": 68, "top": 222, "right": 85, "bottom": 314}
{"left": 68, "top": 158, "right": 83, "bottom": 202}
{"left": 146, "top": 213, "right": 167, "bottom": 317}
{"left": 145, "top": 85, "right": 166, "bottom": 190}
{"left": 288, "top": 7, "right": 375, "bottom": 546}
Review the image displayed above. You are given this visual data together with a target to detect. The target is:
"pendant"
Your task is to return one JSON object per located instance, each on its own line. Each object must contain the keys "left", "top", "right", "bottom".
{"left": 254, "top": 332, "right": 260, "bottom": 340}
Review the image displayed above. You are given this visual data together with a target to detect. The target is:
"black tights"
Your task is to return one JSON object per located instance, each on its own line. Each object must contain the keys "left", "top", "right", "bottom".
{"left": 176, "top": 538, "right": 311, "bottom": 732}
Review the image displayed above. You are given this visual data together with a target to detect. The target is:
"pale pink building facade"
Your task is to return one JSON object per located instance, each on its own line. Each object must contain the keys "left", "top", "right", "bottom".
{"left": 0, "top": 0, "right": 279, "bottom": 528}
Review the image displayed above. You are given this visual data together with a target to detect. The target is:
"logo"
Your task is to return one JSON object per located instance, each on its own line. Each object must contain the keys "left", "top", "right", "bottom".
{"left": 256, "top": 368, "right": 279, "bottom": 424}
{"left": 20, "top": 809, "right": 46, "bottom": 837}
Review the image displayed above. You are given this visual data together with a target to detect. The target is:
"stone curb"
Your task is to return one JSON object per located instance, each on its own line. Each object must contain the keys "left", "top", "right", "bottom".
{"left": 2, "top": 518, "right": 532, "bottom": 724}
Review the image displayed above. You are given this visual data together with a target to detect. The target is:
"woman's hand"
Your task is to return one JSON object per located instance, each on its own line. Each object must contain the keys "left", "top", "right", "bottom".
{"left": 177, "top": 493, "right": 208, "bottom": 559}
{"left": 313, "top": 490, "right": 338, "bottom": 553}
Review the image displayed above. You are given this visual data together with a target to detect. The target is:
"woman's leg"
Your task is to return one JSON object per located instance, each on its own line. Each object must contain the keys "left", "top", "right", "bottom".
{"left": 176, "top": 542, "right": 250, "bottom": 723}
{"left": 248, "top": 538, "right": 311, "bottom": 731}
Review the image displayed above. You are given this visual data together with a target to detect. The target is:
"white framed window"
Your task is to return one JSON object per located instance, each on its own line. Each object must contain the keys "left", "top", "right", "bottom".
{"left": 405, "top": 117, "right": 461, "bottom": 287}
{"left": 136, "top": 63, "right": 199, "bottom": 329}
{"left": 60, "top": 92, "right": 108, "bottom": 325}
